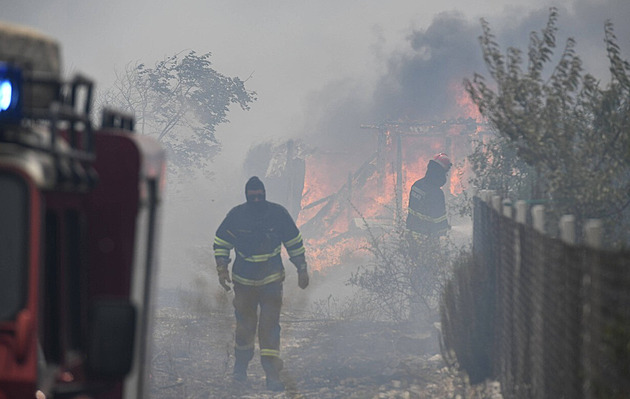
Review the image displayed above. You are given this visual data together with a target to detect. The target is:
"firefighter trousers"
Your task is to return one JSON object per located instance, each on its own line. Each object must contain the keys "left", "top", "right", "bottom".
{"left": 232, "top": 280, "right": 284, "bottom": 377}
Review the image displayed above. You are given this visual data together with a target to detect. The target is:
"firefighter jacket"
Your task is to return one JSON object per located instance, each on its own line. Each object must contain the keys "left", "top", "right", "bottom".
{"left": 405, "top": 160, "right": 449, "bottom": 237}
{"left": 213, "top": 201, "right": 306, "bottom": 286}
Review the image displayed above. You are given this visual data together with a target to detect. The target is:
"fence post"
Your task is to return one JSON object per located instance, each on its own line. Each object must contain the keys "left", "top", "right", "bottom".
{"left": 584, "top": 219, "right": 602, "bottom": 249}
{"left": 559, "top": 215, "right": 576, "bottom": 244}
{"left": 559, "top": 214, "right": 581, "bottom": 398}
{"left": 515, "top": 200, "right": 528, "bottom": 224}
{"left": 492, "top": 195, "right": 502, "bottom": 213}
{"left": 531, "top": 204, "right": 547, "bottom": 396}
{"left": 532, "top": 205, "right": 545, "bottom": 233}
{"left": 503, "top": 199, "right": 513, "bottom": 218}
{"left": 480, "top": 189, "right": 494, "bottom": 203}
{"left": 509, "top": 198, "right": 527, "bottom": 395}
{"left": 582, "top": 219, "right": 602, "bottom": 399}
{"left": 530, "top": 204, "right": 546, "bottom": 397}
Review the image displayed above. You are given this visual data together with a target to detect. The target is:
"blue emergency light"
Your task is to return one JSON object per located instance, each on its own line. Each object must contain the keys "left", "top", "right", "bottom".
{"left": 0, "top": 64, "right": 22, "bottom": 123}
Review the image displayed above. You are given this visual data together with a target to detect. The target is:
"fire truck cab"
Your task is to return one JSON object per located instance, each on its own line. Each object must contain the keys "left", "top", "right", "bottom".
{"left": 0, "top": 23, "right": 165, "bottom": 399}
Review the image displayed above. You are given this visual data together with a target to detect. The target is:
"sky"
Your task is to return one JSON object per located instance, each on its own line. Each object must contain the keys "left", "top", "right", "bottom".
{"left": 4, "top": 0, "right": 629, "bottom": 288}
{"left": 7, "top": 0, "right": 627, "bottom": 153}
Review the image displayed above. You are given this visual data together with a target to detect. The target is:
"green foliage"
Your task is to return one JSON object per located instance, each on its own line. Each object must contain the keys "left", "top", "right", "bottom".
{"left": 99, "top": 51, "right": 256, "bottom": 174}
{"left": 467, "top": 134, "right": 537, "bottom": 200}
{"left": 465, "top": 8, "right": 630, "bottom": 243}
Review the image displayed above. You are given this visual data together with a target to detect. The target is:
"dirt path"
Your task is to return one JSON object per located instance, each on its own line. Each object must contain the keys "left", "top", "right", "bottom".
{"left": 149, "top": 298, "right": 466, "bottom": 399}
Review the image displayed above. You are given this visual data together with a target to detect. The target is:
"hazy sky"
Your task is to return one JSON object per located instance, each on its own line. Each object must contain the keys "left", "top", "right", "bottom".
{"left": 4, "top": 0, "right": 628, "bottom": 164}
{"left": 4, "top": 0, "right": 629, "bottom": 287}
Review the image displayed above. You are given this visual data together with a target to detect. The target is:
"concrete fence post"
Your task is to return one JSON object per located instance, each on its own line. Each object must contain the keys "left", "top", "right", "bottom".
{"left": 560, "top": 215, "right": 576, "bottom": 244}
{"left": 582, "top": 219, "right": 602, "bottom": 399}
{"left": 503, "top": 199, "right": 513, "bottom": 218}
{"left": 584, "top": 219, "right": 603, "bottom": 249}
{"left": 532, "top": 205, "right": 545, "bottom": 233}
{"left": 515, "top": 200, "right": 528, "bottom": 224}
{"left": 492, "top": 195, "right": 502, "bottom": 213}
{"left": 481, "top": 190, "right": 496, "bottom": 204}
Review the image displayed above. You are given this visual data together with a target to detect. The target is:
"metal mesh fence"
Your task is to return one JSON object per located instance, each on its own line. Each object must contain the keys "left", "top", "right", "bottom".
{"left": 441, "top": 196, "right": 630, "bottom": 398}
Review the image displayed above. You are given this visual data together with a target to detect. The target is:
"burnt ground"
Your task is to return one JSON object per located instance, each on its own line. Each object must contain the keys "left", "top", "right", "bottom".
{"left": 148, "top": 284, "right": 499, "bottom": 399}
{"left": 148, "top": 219, "right": 482, "bottom": 398}
{"left": 149, "top": 305, "right": 462, "bottom": 399}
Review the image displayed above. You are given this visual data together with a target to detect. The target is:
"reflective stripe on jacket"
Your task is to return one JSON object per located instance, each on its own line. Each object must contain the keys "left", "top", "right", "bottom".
{"left": 214, "top": 201, "right": 305, "bottom": 286}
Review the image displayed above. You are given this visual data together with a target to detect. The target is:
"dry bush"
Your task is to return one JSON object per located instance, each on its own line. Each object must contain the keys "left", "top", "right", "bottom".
{"left": 347, "top": 217, "right": 462, "bottom": 324}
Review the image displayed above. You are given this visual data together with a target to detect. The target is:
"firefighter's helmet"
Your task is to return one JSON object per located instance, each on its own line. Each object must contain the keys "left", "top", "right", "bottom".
{"left": 432, "top": 153, "right": 452, "bottom": 171}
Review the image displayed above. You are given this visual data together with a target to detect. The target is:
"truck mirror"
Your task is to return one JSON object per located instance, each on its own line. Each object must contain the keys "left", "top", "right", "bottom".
{"left": 87, "top": 300, "right": 136, "bottom": 378}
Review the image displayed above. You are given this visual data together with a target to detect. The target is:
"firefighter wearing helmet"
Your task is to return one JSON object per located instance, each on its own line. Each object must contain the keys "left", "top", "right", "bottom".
{"left": 212, "top": 176, "right": 309, "bottom": 392}
{"left": 406, "top": 153, "right": 452, "bottom": 237}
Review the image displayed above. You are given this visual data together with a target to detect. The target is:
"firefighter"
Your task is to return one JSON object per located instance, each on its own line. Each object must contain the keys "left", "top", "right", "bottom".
{"left": 406, "top": 153, "right": 452, "bottom": 237}
{"left": 213, "top": 176, "right": 309, "bottom": 392}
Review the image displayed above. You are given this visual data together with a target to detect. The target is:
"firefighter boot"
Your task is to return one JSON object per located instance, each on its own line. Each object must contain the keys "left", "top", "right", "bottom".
{"left": 233, "top": 361, "right": 248, "bottom": 383}
{"left": 261, "top": 356, "right": 284, "bottom": 392}
{"left": 233, "top": 349, "right": 253, "bottom": 383}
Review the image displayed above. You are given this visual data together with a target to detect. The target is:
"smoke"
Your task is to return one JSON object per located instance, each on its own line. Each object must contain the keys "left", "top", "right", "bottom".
{"left": 297, "top": 11, "right": 484, "bottom": 176}
{"left": 5, "top": 0, "right": 627, "bottom": 292}
{"left": 298, "top": 1, "right": 630, "bottom": 157}
{"left": 492, "top": 2, "right": 630, "bottom": 79}
{"left": 371, "top": 11, "right": 481, "bottom": 122}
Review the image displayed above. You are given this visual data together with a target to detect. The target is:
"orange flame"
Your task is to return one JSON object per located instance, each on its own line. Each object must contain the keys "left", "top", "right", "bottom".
{"left": 300, "top": 81, "right": 481, "bottom": 271}
{"left": 452, "top": 81, "right": 483, "bottom": 124}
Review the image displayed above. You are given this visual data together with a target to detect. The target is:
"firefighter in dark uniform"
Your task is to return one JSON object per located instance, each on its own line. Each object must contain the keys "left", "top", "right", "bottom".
{"left": 406, "top": 153, "right": 452, "bottom": 237}
{"left": 213, "top": 176, "right": 309, "bottom": 392}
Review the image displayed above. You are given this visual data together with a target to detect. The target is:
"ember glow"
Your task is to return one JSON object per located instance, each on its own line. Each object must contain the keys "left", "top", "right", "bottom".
{"left": 299, "top": 83, "right": 483, "bottom": 271}
{"left": 452, "top": 81, "right": 484, "bottom": 128}
{"left": 298, "top": 141, "right": 455, "bottom": 271}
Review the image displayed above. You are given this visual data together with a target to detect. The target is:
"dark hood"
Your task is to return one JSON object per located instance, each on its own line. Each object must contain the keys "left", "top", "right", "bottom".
{"left": 244, "top": 176, "right": 268, "bottom": 214}
{"left": 424, "top": 160, "right": 448, "bottom": 188}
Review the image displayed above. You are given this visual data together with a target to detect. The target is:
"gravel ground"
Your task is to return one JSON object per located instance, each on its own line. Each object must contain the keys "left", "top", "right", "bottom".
{"left": 149, "top": 245, "right": 502, "bottom": 399}
{"left": 148, "top": 293, "right": 500, "bottom": 399}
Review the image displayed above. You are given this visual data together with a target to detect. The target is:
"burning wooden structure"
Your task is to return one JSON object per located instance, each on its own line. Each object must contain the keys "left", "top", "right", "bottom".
{"left": 243, "top": 117, "right": 486, "bottom": 270}
{"left": 297, "top": 118, "right": 485, "bottom": 270}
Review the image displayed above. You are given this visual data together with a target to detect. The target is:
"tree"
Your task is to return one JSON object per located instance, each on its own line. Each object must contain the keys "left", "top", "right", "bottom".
{"left": 465, "top": 8, "right": 630, "bottom": 244}
{"left": 99, "top": 51, "right": 256, "bottom": 174}
{"left": 467, "top": 134, "right": 537, "bottom": 201}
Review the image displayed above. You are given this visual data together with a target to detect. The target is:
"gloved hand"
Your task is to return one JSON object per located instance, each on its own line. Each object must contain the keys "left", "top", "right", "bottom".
{"left": 297, "top": 267, "right": 309, "bottom": 289}
{"left": 217, "top": 267, "right": 232, "bottom": 291}
{"left": 290, "top": 255, "right": 309, "bottom": 289}
{"left": 216, "top": 258, "right": 232, "bottom": 291}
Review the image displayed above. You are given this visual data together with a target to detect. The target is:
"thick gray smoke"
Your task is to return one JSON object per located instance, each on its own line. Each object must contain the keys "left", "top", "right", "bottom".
{"left": 298, "top": 11, "right": 483, "bottom": 170}
{"left": 300, "top": 2, "right": 630, "bottom": 157}
{"left": 5, "top": 1, "right": 627, "bottom": 293}
{"left": 371, "top": 11, "right": 481, "bottom": 122}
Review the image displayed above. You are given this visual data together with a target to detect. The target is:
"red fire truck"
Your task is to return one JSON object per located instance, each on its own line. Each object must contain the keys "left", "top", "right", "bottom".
{"left": 0, "top": 23, "right": 165, "bottom": 398}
